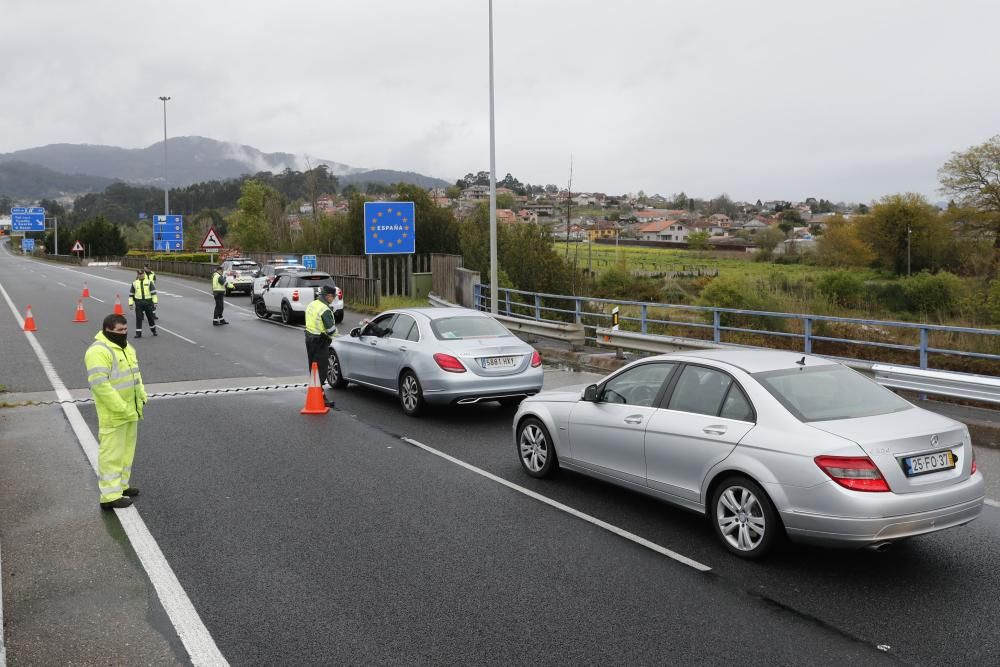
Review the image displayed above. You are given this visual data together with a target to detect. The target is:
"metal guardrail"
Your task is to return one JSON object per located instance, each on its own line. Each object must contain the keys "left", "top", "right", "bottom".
{"left": 595, "top": 327, "right": 720, "bottom": 355}
{"left": 872, "top": 365, "right": 1000, "bottom": 404}
{"left": 473, "top": 284, "right": 1000, "bottom": 375}
{"left": 430, "top": 293, "right": 586, "bottom": 349}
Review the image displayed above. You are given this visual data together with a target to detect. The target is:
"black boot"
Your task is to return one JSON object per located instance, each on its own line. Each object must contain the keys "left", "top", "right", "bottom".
{"left": 100, "top": 497, "right": 133, "bottom": 510}
{"left": 151, "top": 327, "right": 158, "bottom": 336}
{"left": 134, "top": 331, "right": 142, "bottom": 338}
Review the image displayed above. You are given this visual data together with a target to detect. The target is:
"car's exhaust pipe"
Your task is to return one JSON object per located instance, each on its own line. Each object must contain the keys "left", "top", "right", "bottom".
{"left": 456, "top": 394, "right": 528, "bottom": 405}
{"left": 867, "top": 541, "right": 892, "bottom": 553}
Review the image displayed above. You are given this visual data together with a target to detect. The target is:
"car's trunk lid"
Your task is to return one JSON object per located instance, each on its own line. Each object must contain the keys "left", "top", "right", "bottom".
{"left": 809, "top": 407, "right": 971, "bottom": 494}
{"left": 446, "top": 338, "right": 532, "bottom": 377}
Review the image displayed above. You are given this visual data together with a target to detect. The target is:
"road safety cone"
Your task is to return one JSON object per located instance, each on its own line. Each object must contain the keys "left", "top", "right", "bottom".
{"left": 82, "top": 283, "right": 90, "bottom": 298}
{"left": 23, "top": 305, "right": 37, "bottom": 332}
{"left": 73, "top": 298, "right": 88, "bottom": 323}
{"left": 300, "top": 362, "right": 330, "bottom": 415}
{"left": 114, "top": 294, "right": 124, "bottom": 315}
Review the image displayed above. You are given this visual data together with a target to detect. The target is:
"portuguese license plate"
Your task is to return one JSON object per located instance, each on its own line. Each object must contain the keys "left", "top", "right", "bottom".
{"left": 482, "top": 355, "right": 518, "bottom": 369}
{"left": 903, "top": 450, "right": 955, "bottom": 477}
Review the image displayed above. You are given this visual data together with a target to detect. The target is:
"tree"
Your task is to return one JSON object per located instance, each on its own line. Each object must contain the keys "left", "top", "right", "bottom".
{"left": 856, "top": 193, "right": 952, "bottom": 275}
{"left": 753, "top": 227, "right": 786, "bottom": 258}
{"left": 816, "top": 215, "right": 875, "bottom": 267}
{"left": 70, "top": 216, "right": 127, "bottom": 256}
{"left": 228, "top": 180, "right": 287, "bottom": 251}
{"left": 939, "top": 135, "right": 1000, "bottom": 245}
{"left": 687, "top": 230, "right": 711, "bottom": 252}
{"left": 496, "top": 192, "right": 515, "bottom": 210}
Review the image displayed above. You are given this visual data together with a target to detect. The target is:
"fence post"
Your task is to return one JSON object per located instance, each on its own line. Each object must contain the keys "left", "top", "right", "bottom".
{"left": 534, "top": 294, "right": 541, "bottom": 321}
{"left": 641, "top": 304, "right": 648, "bottom": 335}
{"left": 505, "top": 291, "right": 512, "bottom": 316}
{"left": 919, "top": 328, "right": 928, "bottom": 369}
{"left": 804, "top": 317, "right": 813, "bottom": 354}
{"left": 713, "top": 311, "right": 721, "bottom": 344}
{"left": 574, "top": 298, "right": 582, "bottom": 324}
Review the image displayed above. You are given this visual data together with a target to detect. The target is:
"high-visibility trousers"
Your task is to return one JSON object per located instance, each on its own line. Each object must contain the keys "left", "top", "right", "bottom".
{"left": 98, "top": 420, "right": 137, "bottom": 503}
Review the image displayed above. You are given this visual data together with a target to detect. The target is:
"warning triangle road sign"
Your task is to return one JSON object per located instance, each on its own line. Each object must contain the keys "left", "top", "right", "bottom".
{"left": 200, "top": 226, "right": 224, "bottom": 250}
{"left": 71, "top": 240, "right": 85, "bottom": 253}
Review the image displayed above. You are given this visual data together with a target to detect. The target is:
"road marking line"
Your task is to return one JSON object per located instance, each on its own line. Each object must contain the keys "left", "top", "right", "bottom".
{"left": 0, "top": 278, "right": 229, "bottom": 667}
{"left": 57, "top": 281, "right": 66, "bottom": 287}
{"left": 89, "top": 296, "right": 105, "bottom": 303}
{"left": 154, "top": 325, "right": 198, "bottom": 345}
{"left": 400, "top": 436, "right": 712, "bottom": 572}
{"left": 986, "top": 498, "right": 999, "bottom": 509}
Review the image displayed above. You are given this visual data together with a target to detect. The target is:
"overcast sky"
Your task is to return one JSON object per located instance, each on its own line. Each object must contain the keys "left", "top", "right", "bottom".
{"left": 3, "top": 0, "right": 999, "bottom": 202}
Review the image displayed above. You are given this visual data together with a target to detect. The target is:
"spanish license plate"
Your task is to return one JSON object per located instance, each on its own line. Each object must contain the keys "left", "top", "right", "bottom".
{"left": 482, "top": 355, "right": 518, "bottom": 369}
{"left": 903, "top": 450, "right": 955, "bottom": 477}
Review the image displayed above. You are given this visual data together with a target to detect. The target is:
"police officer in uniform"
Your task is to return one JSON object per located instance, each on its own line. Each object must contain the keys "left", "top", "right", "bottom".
{"left": 85, "top": 313, "right": 148, "bottom": 509}
{"left": 128, "top": 268, "right": 158, "bottom": 337}
{"left": 212, "top": 265, "right": 229, "bottom": 326}
{"left": 305, "top": 286, "right": 339, "bottom": 386}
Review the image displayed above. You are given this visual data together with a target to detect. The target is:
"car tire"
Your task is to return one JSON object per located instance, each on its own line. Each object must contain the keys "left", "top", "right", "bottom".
{"left": 710, "top": 476, "right": 783, "bottom": 559}
{"left": 254, "top": 298, "right": 270, "bottom": 320}
{"left": 334, "top": 309, "right": 344, "bottom": 324}
{"left": 516, "top": 417, "right": 557, "bottom": 478}
{"left": 398, "top": 370, "right": 425, "bottom": 417}
{"left": 327, "top": 350, "right": 348, "bottom": 389}
{"left": 280, "top": 301, "right": 293, "bottom": 324}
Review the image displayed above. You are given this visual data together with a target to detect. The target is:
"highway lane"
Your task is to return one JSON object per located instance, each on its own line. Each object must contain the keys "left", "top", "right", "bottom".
{"left": 2, "top": 244, "right": 998, "bottom": 663}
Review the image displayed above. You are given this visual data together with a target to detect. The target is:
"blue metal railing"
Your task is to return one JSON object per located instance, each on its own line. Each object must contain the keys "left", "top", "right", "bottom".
{"left": 472, "top": 284, "right": 1000, "bottom": 373}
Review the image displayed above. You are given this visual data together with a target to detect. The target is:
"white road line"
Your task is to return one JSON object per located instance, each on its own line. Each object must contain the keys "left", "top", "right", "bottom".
{"left": 986, "top": 498, "right": 1000, "bottom": 509}
{"left": 0, "top": 278, "right": 228, "bottom": 667}
{"left": 57, "top": 281, "right": 67, "bottom": 287}
{"left": 89, "top": 296, "right": 106, "bottom": 303}
{"left": 156, "top": 325, "right": 198, "bottom": 345}
{"left": 400, "top": 436, "right": 712, "bottom": 572}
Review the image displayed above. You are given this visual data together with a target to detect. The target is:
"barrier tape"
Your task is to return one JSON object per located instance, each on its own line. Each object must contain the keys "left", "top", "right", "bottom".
{"left": 0, "top": 383, "right": 309, "bottom": 409}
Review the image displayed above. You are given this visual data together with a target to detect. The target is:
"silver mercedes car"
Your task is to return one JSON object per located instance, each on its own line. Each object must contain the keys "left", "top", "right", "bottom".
{"left": 328, "top": 307, "right": 544, "bottom": 416}
{"left": 513, "top": 349, "right": 985, "bottom": 558}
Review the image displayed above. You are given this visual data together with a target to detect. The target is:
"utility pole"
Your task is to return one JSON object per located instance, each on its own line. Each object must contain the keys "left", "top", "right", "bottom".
{"left": 564, "top": 155, "right": 573, "bottom": 256}
{"left": 488, "top": 0, "right": 498, "bottom": 314}
{"left": 907, "top": 225, "right": 911, "bottom": 277}
{"left": 159, "top": 96, "right": 171, "bottom": 216}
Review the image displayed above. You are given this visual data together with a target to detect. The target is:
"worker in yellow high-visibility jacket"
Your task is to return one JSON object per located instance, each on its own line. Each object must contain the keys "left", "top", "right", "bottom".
{"left": 84, "top": 313, "right": 148, "bottom": 509}
{"left": 212, "top": 265, "right": 229, "bottom": 326}
{"left": 304, "top": 286, "right": 339, "bottom": 386}
{"left": 128, "top": 268, "right": 158, "bottom": 337}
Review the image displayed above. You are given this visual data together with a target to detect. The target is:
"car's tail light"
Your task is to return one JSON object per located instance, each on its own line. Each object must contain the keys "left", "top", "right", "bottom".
{"left": 814, "top": 456, "right": 891, "bottom": 492}
{"left": 530, "top": 350, "right": 542, "bottom": 367}
{"left": 292, "top": 290, "right": 299, "bottom": 302}
{"left": 433, "top": 353, "right": 466, "bottom": 373}
{"left": 337, "top": 288, "right": 343, "bottom": 300}
{"left": 971, "top": 450, "right": 977, "bottom": 475}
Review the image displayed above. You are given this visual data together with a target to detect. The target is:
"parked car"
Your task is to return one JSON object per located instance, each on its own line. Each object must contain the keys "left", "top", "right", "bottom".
{"left": 327, "top": 307, "right": 544, "bottom": 416}
{"left": 220, "top": 258, "right": 262, "bottom": 296}
{"left": 513, "top": 349, "right": 984, "bottom": 559}
{"left": 254, "top": 271, "right": 344, "bottom": 324}
{"left": 251, "top": 262, "right": 307, "bottom": 300}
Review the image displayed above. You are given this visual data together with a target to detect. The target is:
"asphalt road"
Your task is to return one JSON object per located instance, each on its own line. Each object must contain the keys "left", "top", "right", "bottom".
{"left": 1, "top": 241, "right": 998, "bottom": 665}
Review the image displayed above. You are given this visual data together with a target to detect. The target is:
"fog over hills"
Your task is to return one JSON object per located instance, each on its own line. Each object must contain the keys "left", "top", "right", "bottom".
{"left": 0, "top": 136, "right": 450, "bottom": 199}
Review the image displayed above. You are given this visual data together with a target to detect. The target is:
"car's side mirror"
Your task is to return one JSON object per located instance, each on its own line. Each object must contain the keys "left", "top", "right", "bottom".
{"left": 350, "top": 327, "right": 361, "bottom": 338}
{"left": 583, "top": 384, "right": 599, "bottom": 402}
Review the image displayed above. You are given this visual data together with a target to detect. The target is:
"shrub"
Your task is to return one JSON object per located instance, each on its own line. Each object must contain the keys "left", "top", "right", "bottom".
{"left": 817, "top": 271, "right": 866, "bottom": 308}
{"left": 593, "top": 264, "right": 662, "bottom": 302}
{"left": 697, "top": 274, "right": 785, "bottom": 331}
{"left": 986, "top": 280, "right": 1000, "bottom": 324}
{"left": 900, "top": 271, "right": 966, "bottom": 318}
{"left": 149, "top": 253, "right": 214, "bottom": 263}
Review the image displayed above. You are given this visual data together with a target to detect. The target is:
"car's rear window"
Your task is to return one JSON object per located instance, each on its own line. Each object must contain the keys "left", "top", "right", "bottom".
{"left": 754, "top": 365, "right": 910, "bottom": 422}
{"left": 293, "top": 275, "right": 334, "bottom": 288}
{"left": 430, "top": 316, "right": 511, "bottom": 340}
{"left": 232, "top": 263, "right": 259, "bottom": 272}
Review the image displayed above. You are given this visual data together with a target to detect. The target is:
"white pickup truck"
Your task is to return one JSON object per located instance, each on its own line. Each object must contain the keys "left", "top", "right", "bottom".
{"left": 253, "top": 271, "right": 345, "bottom": 324}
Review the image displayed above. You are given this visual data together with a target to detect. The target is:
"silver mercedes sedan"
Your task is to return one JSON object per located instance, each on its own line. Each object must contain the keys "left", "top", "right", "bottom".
{"left": 513, "top": 349, "right": 985, "bottom": 559}
{"left": 328, "top": 307, "right": 544, "bottom": 416}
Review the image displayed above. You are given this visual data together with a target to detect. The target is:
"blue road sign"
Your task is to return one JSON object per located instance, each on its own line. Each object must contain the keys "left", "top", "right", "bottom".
{"left": 364, "top": 202, "right": 415, "bottom": 255}
{"left": 152, "top": 214, "right": 183, "bottom": 250}
{"left": 302, "top": 254, "right": 317, "bottom": 269}
{"left": 22, "top": 238, "right": 35, "bottom": 252}
{"left": 154, "top": 240, "right": 183, "bottom": 252}
{"left": 11, "top": 206, "right": 45, "bottom": 232}
{"left": 139, "top": 212, "right": 147, "bottom": 220}
{"left": 153, "top": 214, "right": 183, "bottom": 225}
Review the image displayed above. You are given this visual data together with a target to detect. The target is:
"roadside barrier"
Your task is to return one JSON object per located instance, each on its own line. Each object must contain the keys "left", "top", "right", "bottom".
{"left": 22, "top": 305, "right": 37, "bottom": 332}
{"left": 300, "top": 363, "right": 330, "bottom": 414}
{"left": 72, "top": 299, "right": 88, "bottom": 323}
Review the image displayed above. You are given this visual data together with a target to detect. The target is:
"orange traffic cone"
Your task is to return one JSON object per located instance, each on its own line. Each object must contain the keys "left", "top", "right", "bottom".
{"left": 114, "top": 294, "right": 124, "bottom": 315}
{"left": 300, "top": 362, "right": 330, "bottom": 415}
{"left": 23, "top": 305, "right": 37, "bottom": 332}
{"left": 73, "top": 298, "right": 88, "bottom": 323}
{"left": 82, "top": 283, "right": 90, "bottom": 298}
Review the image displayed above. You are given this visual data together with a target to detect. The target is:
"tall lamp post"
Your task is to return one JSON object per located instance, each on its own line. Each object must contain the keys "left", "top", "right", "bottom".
{"left": 159, "top": 96, "right": 171, "bottom": 216}
{"left": 907, "top": 225, "right": 911, "bottom": 277}
{"left": 487, "top": 0, "right": 498, "bottom": 314}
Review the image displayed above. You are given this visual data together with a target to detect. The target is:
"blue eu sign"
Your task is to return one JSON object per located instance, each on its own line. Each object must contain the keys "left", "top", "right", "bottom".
{"left": 364, "top": 202, "right": 415, "bottom": 255}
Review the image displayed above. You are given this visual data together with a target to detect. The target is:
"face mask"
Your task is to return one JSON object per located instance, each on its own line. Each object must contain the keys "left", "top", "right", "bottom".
{"left": 105, "top": 330, "right": 128, "bottom": 348}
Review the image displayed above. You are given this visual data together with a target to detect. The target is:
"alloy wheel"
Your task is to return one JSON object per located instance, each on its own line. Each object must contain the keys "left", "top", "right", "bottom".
{"left": 401, "top": 375, "right": 420, "bottom": 412}
{"left": 716, "top": 485, "right": 766, "bottom": 552}
{"left": 518, "top": 423, "right": 548, "bottom": 472}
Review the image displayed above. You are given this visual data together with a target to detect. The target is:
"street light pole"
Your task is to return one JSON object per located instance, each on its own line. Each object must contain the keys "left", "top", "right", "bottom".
{"left": 488, "top": 0, "right": 498, "bottom": 315}
{"left": 159, "top": 96, "right": 171, "bottom": 216}
{"left": 907, "top": 225, "right": 911, "bottom": 277}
